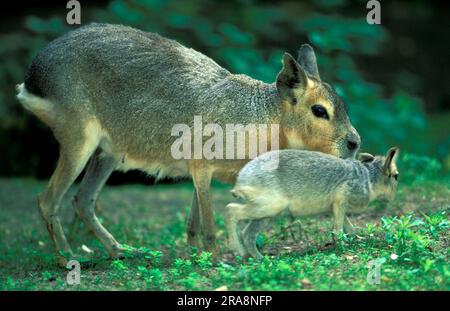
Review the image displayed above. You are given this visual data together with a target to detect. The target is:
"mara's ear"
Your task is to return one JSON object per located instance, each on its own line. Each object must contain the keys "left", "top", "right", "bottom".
{"left": 358, "top": 152, "right": 375, "bottom": 163}
{"left": 276, "top": 52, "right": 308, "bottom": 101}
{"left": 297, "top": 44, "right": 320, "bottom": 80}
{"left": 383, "top": 147, "right": 400, "bottom": 176}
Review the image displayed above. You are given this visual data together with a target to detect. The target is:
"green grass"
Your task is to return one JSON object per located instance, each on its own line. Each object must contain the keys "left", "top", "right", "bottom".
{"left": 0, "top": 176, "right": 448, "bottom": 290}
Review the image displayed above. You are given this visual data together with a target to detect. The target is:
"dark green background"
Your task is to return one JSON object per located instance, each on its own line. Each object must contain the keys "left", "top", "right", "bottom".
{"left": 0, "top": 0, "right": 448, "bottom": 182}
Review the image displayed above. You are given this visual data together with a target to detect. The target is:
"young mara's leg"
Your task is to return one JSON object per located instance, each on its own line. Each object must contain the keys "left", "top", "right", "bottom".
{"left": 332, "top": 201, "right": 347, "bottom": 238}
{"left": 226, "top": 200, "right": 285, "bottom": 257}
{"left": 343, "top": 215, "right": 356, "bottom": 235}
{"left": 39, "top": 128, "right": 99, "bottom": 266}
{"left": 241, "top": 218, "right": 271, "bottom": 260}
{"left": 72, "top": 149, "right": 124, "bottom": 258}
{"left": 225, "top": 202, "right": 248, "bottom": 256}
{"left": 186, "top": 189, "right": 201, "bottom": 248}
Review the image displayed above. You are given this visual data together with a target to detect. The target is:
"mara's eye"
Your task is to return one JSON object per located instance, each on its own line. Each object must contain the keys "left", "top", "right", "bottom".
{"left": 311, "top": 104, "right": 329, "bottom": 120}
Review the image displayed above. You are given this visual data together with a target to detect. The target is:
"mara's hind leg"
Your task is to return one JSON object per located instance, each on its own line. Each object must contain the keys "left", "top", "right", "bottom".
{"left": 241, "top": 218, "right": 271, "bottom": 261}
{"left": 72, "top": 149, "right": 126, "bottom": 258}
{"left": 226, "top": 197, "right": 286, "bottom": 258}
{"left": 225, "top": 203, "right": 248, "bottom": 256}
{"left": 39, "top": 130, "right": 99, "bottom": 266}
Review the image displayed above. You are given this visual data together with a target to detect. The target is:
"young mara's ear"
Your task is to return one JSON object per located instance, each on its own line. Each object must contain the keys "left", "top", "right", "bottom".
{"left": 297, "top": 44, "right": 320, "bottom": 80}
{"left": 383, "top": 147, "right": 400, "bottom": 175}
{"left": 358, "top": 152, "right": 375, "bottom": 163}
{"left": 276, "top": 52, "right": 308, "bottom": 101}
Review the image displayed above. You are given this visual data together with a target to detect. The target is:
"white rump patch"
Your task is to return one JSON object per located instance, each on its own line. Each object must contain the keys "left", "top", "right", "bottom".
{"left": 16, "top": 83, "right": 53, "bottom": 116}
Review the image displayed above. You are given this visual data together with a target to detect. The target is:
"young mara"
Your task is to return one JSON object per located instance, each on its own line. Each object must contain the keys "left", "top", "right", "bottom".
{"left": 226, "top": 147, "right": 400, "bottom": 260}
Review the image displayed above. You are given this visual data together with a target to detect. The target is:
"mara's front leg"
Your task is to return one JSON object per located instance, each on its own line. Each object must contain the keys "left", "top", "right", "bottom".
{"left": 332, "top": 201, "right": 347, "bottom": 239}
{"left": 343, "top": 215, "right": 356, "bottom": 235}
{"left": 189, "top": 162, "right": 216, "bottom": 253}
{"left": 318, "top": 201, "right": 349, "bottom": 251}
{"left": 186, "top": 188, "right": 201, "bottom": 248}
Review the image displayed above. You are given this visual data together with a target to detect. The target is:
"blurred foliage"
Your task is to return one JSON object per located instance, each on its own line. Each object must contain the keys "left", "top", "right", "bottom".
{"left": 398, "top": 153, "right": 443, "bottom": 185}
{"left": 0, "top": 0, "right": 448, "bottom": 177}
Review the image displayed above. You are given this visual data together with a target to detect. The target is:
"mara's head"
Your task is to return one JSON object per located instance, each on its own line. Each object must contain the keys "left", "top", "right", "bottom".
{"left": 276, "top": 44, "right": 360, "bottom": 159}
{"left": 359, "top": 147, "right": 400, "bottom": 201}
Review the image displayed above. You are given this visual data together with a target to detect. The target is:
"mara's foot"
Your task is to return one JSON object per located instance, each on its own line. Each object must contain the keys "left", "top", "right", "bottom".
{"left": 187, "top": 234, "right": 201, "bottom": 249}
{"left": 203, "top": 235, "right": 218, "bottom": 256}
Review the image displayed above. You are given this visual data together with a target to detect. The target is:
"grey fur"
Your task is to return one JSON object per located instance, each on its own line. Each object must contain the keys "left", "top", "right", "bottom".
{"left": 226, "top": 148, "right": 400, "bottom": 260}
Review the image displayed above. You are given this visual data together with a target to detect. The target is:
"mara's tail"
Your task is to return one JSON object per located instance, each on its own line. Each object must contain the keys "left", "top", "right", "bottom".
{"left": 16, "top": 83, "right": 54, "bottom": 123}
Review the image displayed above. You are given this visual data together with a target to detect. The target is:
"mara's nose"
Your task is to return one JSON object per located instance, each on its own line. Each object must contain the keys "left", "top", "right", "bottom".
{"left": 346, "top": 129, "right": 361, "bottom": 152}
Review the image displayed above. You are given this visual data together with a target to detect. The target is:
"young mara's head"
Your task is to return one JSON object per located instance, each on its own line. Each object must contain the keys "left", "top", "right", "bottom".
{"left": 359, "top": 147, "right": 400, "bottom": 201}
{"left": 276, "top": 44, "right": 360, "bottom": 159}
